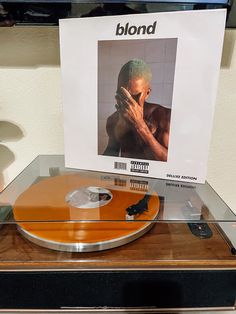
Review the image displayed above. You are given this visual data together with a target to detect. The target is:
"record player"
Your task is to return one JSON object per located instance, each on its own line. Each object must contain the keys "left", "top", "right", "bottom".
{"left": 0, "top": 155, "right": 235, "bottom": 312}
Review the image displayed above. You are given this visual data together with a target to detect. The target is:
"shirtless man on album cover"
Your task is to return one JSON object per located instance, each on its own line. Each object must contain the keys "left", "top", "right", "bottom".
{"left": 103, "top": 59, "right": 171, "bottom": 161}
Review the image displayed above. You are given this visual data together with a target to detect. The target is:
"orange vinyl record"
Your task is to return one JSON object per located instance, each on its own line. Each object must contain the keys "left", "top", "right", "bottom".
{"left": 13, "top": 173, "right": 160, "bottom": 252}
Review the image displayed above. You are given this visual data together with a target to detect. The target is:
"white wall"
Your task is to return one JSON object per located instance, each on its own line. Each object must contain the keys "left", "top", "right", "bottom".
{"left": 0, "top": 27, "right": 63, "bottom": 190}
{"left": 0, "top": 27, "right": 235, "bottom": 215}
{"left": 207, "top": 29, "right": 236, "bottom": 212}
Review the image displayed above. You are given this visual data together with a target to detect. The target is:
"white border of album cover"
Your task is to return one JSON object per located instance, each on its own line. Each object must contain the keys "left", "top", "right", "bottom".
{"left": 60, "top": 9, "right": 226, "bottom": 183}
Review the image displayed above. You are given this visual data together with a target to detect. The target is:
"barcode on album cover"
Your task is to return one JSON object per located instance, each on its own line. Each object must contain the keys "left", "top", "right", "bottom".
{"left": 114, "top": 162, "right": 127, "bottom": 170}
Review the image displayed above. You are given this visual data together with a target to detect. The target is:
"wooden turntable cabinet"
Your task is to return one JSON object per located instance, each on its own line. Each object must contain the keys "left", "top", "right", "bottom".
{"left": 0, "top": 155, "right": 235, "bottom": 312}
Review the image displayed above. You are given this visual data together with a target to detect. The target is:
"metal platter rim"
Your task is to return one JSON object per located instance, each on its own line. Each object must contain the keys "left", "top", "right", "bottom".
{"left": 17, "top": 222, "right": 154, "bottom": 253}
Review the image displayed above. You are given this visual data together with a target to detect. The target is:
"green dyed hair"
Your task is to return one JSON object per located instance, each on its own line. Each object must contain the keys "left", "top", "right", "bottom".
{"left": 118, "top": 59, "right": 152, "bottom": 86}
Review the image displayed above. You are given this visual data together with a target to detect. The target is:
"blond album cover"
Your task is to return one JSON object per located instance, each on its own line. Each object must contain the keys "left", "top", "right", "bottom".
{"left": 60, "top": 9, "right": 226, "bottom": 183}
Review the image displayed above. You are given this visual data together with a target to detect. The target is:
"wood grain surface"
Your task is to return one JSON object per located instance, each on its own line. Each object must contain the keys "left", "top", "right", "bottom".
{"left": 0, "top": 222, "right": 235, "bottom": 269}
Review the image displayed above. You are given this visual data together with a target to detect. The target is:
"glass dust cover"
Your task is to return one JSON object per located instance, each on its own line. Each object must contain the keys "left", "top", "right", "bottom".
{"left": 0, "top": 155, "right": 236, "bottom": 266}
{"left": 60, "top": 10, "right": 226, "bottom": 183}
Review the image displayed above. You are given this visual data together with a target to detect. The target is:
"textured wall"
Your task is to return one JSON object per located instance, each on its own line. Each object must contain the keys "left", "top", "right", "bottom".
{"left": 207, "top": 29, "right": 236, "bottom": 212}
{"left": 0, "top": 27, "right": 235, "bottom": 215}
{"left": 0, "top": 27, "right": 63, "bottom": 189}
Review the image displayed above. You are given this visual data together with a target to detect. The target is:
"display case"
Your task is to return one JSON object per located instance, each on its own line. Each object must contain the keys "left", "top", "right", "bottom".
{"left": 0, "top": 155, "right": 235, "bottom": 311}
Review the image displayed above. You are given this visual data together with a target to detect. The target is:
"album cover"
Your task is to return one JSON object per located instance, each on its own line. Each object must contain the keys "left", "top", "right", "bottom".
{"left": 60, "top": 9, "right": 226, "bottom": 183}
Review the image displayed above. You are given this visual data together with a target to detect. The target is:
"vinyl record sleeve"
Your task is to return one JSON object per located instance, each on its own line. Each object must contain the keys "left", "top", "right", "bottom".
{"left": 59, "top": 9, "right": 226, "bottom": 183}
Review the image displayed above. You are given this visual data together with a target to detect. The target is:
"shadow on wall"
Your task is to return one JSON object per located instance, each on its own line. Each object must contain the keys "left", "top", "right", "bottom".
{"left": 0, "top": 145, "right": 15, "bottom": 190}
{"left": 0, "top": 121, "right": 24, "bottom": 142}
{"left": 0, "top": 121, "right": 24, "bottom": 190}
{"left": 0, "top": 27, "right": 60, "bottom": 68}
{"left": 221, "top": 30, "right": 236, "bottom": 69}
